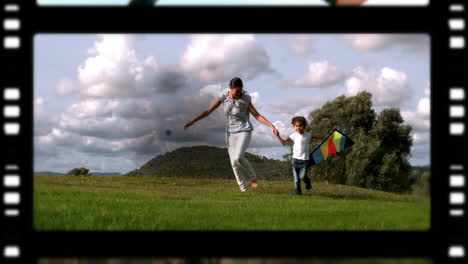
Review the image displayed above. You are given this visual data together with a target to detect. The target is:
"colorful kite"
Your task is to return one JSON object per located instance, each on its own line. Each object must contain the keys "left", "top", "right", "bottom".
{"left": 308, "top": 128, "right": 355, "bottom": 166}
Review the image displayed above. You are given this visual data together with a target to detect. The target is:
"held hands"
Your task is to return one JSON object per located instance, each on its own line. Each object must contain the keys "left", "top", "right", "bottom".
{"left": 273, "top": 127, "right": 279, "bottom": 136}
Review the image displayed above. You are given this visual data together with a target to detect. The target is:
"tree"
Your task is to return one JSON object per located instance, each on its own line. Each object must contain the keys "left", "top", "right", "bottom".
{"left": 307, "top": 92, "right": 414, "bottom": 193}
{"left": 345, "top": 128, "right": 381, "bottom": 187}
{"left": 308, "top": 91, "right": 376, "bottom": 184}
{"left": 66, "top": 167, "right": 90, "bottom": 176}
{"left": 370, "top": 109, "right": 413, "bottom": 192}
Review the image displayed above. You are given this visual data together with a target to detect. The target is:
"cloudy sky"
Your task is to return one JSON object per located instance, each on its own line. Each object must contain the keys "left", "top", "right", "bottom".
{"left": 34, "top": 34, "right": 430, "bottom": 173}
{"left": 37, "top": 0, "right": 429, "bottom": 6}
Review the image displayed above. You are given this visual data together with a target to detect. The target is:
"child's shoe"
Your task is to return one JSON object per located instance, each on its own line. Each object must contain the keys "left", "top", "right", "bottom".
{"left": 304, "top": 178, "right": 312, "bottom": 191}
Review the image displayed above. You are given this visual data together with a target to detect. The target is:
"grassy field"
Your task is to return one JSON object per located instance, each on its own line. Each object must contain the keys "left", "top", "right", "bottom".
{"left": 34, "top": 174, "right": 430, "bottom": 231}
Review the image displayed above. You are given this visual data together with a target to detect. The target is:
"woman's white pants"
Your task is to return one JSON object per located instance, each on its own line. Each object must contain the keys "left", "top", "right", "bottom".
{"left": 226, "top": 131, "right": 257, "bottom": 191}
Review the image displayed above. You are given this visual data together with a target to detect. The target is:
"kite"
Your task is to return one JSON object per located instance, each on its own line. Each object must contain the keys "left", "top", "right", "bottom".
{"left": 308, "top": 128, "right": 355, "bottom": 166}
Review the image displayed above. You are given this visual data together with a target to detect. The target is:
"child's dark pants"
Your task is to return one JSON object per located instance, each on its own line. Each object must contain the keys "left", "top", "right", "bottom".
{"left": 292, "top": 159, "right": 312, "bottom": 195}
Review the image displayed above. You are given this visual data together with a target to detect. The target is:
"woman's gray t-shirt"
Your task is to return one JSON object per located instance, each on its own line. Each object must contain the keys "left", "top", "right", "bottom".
{"left": 219, "top": 89, "right": 253, "bottom": 133}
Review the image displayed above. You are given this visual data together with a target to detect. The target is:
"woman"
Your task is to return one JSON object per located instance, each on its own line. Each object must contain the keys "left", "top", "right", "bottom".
{"left": 184, "top": 77, "right": 278, "bottom": 192}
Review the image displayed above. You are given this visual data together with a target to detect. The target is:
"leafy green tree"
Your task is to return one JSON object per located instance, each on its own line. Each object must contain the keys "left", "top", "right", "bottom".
{"left": 307, "top": 92, "right": 414, "bottom": 193}
{"left": 66, "top": 167, "right": 90, "bottom": 176}
{"left": 308, "top": 91, "right": 376, "bottom": 184}
{"left": 370, "top": 109, "right": 413, "bottom": 192}
{"left": 345, "top": 128, "right": 381, "bottom": 187}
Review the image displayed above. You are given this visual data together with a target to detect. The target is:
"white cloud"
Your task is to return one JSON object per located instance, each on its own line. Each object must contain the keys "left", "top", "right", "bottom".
{"left": 56, "top": 78, "right": 80, "bottom": 96}
{"left": 401, "top": 99, "right": 430, "bottom": 132}
{"left": 288, "top": 35, "right": 314, "bottom": 56}
{"left": 267, "top": 95, "right": 326, "bottom": 117}
{"left": 37, "top": 35, "right": 220, "bottom": 164}
{"left": 412, "top": 131, "right": 429, "bottom": 145}
{"left": 346, "top": 66, "right": 410, "bottom": 107}
{"left": 341, "top": 34, "right": 429, "bottom": 55}
{"left": 250, "top": 120, "right": 289, "bottom": 148}
{"left": 35, "top": 124, "right": 168, "bottom": 162}
{"left": 424, "top": 80, "right": 430, "bottom": 97}
{"left": 59, "top": 112, "right": 157, "bottom": 140}
{"left": 38, "top": 127, "right": 75, "bottom": 146}
{"left": 409, "top": 131, "right": 430, "bottom": 166}
{"left": 78, "top": 35, "right": 161, "bottom": 97}
{"left": 282, "top": 61, "right": 346, "bottom": 88}
{"left": 34, "top": 97, "right": 45, "bottom": 117}
{"left": 417, "top": 97, "right": 430, "bottom": 117}
{"left": 180, "top": 34, "right": 274, "bottom": 83}
{"left": 59, "top": 35, "right": 188, "bottom": 99}
{"left": 200, "top": 84, "right": 225, "bottom": 98}
{"left": 401, "top": 82, "right": 431, "bottom": 166}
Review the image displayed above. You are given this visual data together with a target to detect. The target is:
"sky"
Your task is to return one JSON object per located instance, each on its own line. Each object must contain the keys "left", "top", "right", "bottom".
{"left": 34, "top": 34, "right": 430, "bottom": 173}
{"left": 37, "top": 0, "right": 429, "bottom": 6}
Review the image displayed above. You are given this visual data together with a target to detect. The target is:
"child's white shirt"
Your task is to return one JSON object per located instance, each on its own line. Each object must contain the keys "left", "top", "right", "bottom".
{"left": 289, "top": 132, "right": 312, "bottom": 160}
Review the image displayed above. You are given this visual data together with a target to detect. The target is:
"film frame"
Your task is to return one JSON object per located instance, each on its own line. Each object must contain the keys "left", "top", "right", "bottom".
{"left": 1, "top": 1, "right": 466, "bottom": 264}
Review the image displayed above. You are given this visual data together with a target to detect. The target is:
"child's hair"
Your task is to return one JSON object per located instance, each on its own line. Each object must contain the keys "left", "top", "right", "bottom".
{"left": 229, "top": 77, "right": 243, "bottom": 88}
{"left": 291, "top": 116, "right": 307, "bottom": 126}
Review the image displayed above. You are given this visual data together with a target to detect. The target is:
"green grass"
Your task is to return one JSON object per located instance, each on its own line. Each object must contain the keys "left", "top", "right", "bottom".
{"left": 34, "top": 174, "right": 429, "bottom": 231}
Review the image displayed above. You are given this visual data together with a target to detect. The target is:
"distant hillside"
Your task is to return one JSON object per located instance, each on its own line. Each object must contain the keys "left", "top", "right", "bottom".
{"left": 125, "top": 145, "right": 291, "bottom": 180}
{"left": 35, "top": 171, "right": 64, "bottom": 175}
{"left": 411, "top": 165, "right": 430, "bottom": 173}
{"left": 90, "top": 172, "right": 122, "bottom": 177}
{"left": 35, "top": 171, "right": 122, "bottom": 177}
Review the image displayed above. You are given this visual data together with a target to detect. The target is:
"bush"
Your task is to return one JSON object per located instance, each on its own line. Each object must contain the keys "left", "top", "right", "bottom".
{"left": 66, "top": 167, "right": 90, "bottom": 176}
{"left": 411, "top": 171, "right": 430, "bottom": 196}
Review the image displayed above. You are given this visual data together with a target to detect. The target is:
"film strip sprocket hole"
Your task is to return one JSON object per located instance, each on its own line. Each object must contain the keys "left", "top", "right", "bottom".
{"left": 2, "top": 0, "right": 22, "bottom": 262}
{"left": 1, "top": 1, "right": 467, "bottom": 264}
{"left": 447, "top": 0, "right": 466, "bottom": 261}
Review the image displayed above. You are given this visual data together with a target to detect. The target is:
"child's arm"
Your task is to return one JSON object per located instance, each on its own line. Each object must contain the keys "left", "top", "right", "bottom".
{"left": 275, "top": 131, "right": 292, "bottom": 146}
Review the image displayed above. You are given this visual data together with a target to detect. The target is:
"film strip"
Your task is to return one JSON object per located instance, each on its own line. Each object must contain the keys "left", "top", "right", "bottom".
{"left": 0, "top": 1, "right": 466, "bottom": 264}
{"left": 2, "top": 0, "right": 22, "bottom": 262}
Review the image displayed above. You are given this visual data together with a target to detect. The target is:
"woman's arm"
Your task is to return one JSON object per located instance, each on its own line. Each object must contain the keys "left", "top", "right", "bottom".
{"left": 248, "top": 103, "right": 278, "bottom": 135}
{"left": 184, "top": 98, "right": 222, "bottom": 129}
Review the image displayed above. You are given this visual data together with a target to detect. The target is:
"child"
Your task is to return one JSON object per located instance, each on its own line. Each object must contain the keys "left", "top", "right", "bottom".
{"left": 274, "top": 116, "right": 325, "bottom": 195}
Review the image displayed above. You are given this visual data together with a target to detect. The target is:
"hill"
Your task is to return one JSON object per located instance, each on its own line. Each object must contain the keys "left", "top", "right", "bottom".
{"left": 125, "top": 145, "right": 291, "bottom": 180}
{"left": 90, "top": 172, "right": 122, "bottom": 177}
{"left": 35, "top": 171, "right": 64, "bottom": 175}
{"left": 35, "top": 171, "right": 122, "bottom": 177}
